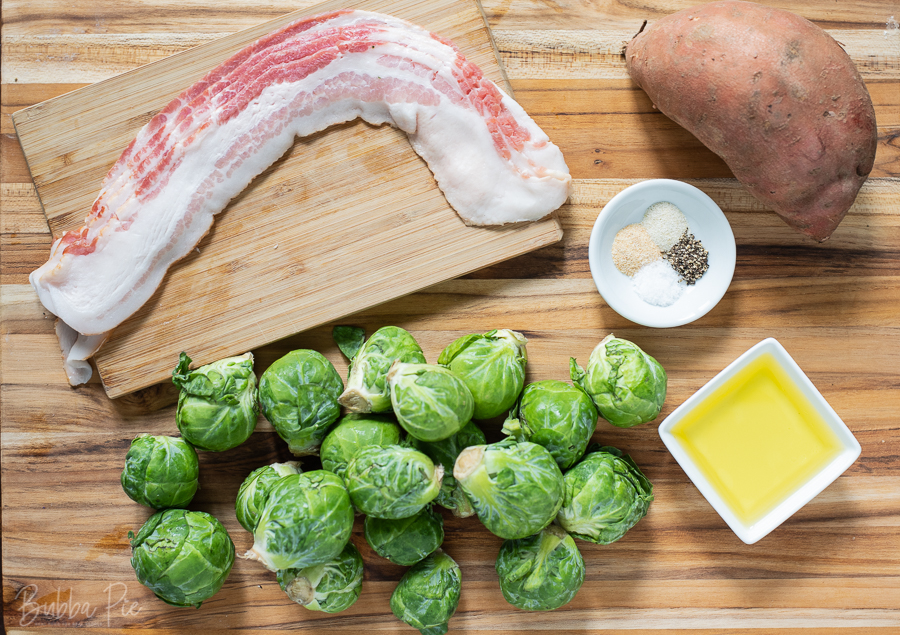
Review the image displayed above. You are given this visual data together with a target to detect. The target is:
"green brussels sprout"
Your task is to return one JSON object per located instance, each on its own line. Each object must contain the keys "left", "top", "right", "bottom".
{"left": 570, "top": 334, "right": 667, "bottom": 428}
{"left": 259, "top": 349, "right": 344, "bottom": 456}
{"left": 364, "top": 506, "right": 444, "bottom": 565}
{"left": 495, "top": 524, "right": 585, "bottom": 611}
{"left": 454, "top": 439, "right": 564, "bottom": 540}
{"left": 120, "top": 434, "right": 199, "bottom": 509}
{"left": 320, "top": 414, "right": 402, "bottom": 478}
{"left": 129, "top": 508, "right": 234, "bottom": 608}
{"left": 557, "top": 445, "right": 654, "bottom": 544}
{"left": 390, "top": 550, "right": 461, "bottom": 635}
{"left": 338, "top": 326, "right": 426, "bottom": 413}
{"left": 387, "top": 362, "right": 474, "bottom": 442}
{"left": 409, "top": 421, "right": 486, "bottom": 518}
{"left": 502, "top": 380, "right": 598, "bottom": 469}
{"left": 343, "top": 445, "right": 443, "bottom": 519}
{"left": 246, "top": 470, "right": 353, "bottom": 571}
{"left": 276, "top": 542, "right": 363, "bottom": 613}
{"left": 235, "top": 461, "right": 303, "bottom": 533}
{"left": 438, "top": 329, "right": 528, "bottom": 420}
{"left": 172, "top": 352, "right": 258, "bottom": 452}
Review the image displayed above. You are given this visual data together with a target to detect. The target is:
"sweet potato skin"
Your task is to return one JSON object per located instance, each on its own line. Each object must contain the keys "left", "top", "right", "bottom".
{"left": 626, "top": 1, "right": 877, "bottom": 241}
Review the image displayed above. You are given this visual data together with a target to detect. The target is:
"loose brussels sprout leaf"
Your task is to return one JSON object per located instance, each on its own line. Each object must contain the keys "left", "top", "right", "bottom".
{"left": 454, "top": 439, "right": 564, "bottom": 540}
{"left": 319, "top": 414, "right": 401, "bottom": 479}
{"left": 343, "top": 445, "right": 443, "bottom": 519}
{"left": 502, "top": 380, "right": 598, "bottom": 469}
{"left": 390, "top": 550, "right": 461, "bottom": 635}
{"left": 387, "top": 362, "right": 474, "bottom": 442}
{"left": 130, "top": 509, "right": 235, "bottom": 608}
{"left": 338, "top": 326, "right": 426, "bottom": 413}
{"left": 121, "top": 435, "right": 199, "bottom": 509}
{"left": 409, "top": 421, "right": 485, "bottom": 518}
{"left": 364, "top": 506, "right": 444, "bottom": 566}
{"left": 496, "top": 524, "right": 585, "bottom": 611}
{"left": 438, "top": 329, "right": 528, "bottom": 420}
{"left": 246, "top": 470, "right": 353, "bottom": 571}
{"left": 259, "top": 349, "right": 344, "bottom": 456}
{"left": 276, "top": 542, "right": 363, "bottom": 613}
{"left": 557, "top": 445, "right": 654, "bottom": 544}
{"left": 570, "top": 334, "right": 667, "bottom": 428}
{"left": 235, "top": 461, "right": 303, "bottom": 533}
{"left": 434, "top": 476, "right": 475, "bottom": 518}
{"left": 173, "top": 352, "right": 258, "bottom": 452}
{"left": 332, "top": 325, "right": 366, "bottom": 361}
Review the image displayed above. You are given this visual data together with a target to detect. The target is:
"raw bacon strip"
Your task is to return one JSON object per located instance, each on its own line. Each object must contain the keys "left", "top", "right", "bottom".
{"left": 30, "top": 10, "right": 571, "bottom": 384}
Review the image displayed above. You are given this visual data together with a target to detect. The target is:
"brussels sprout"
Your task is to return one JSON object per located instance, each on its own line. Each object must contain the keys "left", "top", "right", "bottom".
{"left": 343, "top": 445, "right": 443, "bottom": 519}
{"left": 258, "top": 349, "right": 344, "bottom": 456}
{"left": 246, "top": 470, "right": 353, "bottom": 571}
{"left": 495, "top": 524, "right": 585, "bottom": 611}
{"left": 437, "top": 329, "right": 528, "bottom": 420}
{"left": 454, "top": 439, "right": 564, "bottom": 540}
{"left": 235, "top": 461, "right": 303, "bottom": 533}
{"left": 364, "top": 506, "right": 444, "bottom": 565}
{"left": 502, "top": 380, "right": 598, "bottom": 469}
{"left": 570, "top": 334, "right": 667, "bottom": 428}
{"left": 320, "top": 414, "right": 402, "bottom": 478}
{"left": 557, "top": 445, "right": 654, "bottom": 544}
{"left": 172, "top": 352, "right": 258, "bottom": 452}
{"left": 129, "top": 509, "right": 234, "bottom": 608}
{"left": 409, "top": 421, "right": 486, "bottom": 518}
{"left": 390, "top": 550, "right": 461, "bottom": 635}
{"left": 276, "top": 542, "right": 363, "bottom": 613}
{"left": 338, "top": 326, "right": 426, "bottom": 413}
{"left": 387, "top": 362, "right": 474, "bottom": 442}
{"left": 121, "top": 435, "right": 199, "bottom": 509}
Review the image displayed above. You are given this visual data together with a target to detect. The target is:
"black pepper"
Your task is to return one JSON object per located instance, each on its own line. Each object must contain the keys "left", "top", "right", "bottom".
{"left": 664, "top": 231, "right": 709, "bottom": 285}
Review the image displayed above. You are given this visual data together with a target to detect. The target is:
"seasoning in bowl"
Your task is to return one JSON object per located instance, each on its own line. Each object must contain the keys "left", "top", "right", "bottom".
{"left": 632, "top": 260, "right": 684, "bottom": 306}
{"left": 642, "top": 201, "right": 688, "bottom": 250}
{"left": 611, "top": 224, "right": 661, "bottom": 276}
{"left": 609, "top": 201, "right": 712, "bottom": 308}
{"left": 666, "top": 231, "right": 709, "bottom": 285}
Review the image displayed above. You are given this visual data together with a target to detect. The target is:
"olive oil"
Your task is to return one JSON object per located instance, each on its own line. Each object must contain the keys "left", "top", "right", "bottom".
{"left": 670, "top": 352, "right": 843, "bottom": 526}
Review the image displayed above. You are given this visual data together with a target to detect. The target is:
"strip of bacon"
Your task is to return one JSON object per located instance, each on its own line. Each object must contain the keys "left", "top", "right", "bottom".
{"left": 30, "top": 10, "right": 571, "bottom": 384}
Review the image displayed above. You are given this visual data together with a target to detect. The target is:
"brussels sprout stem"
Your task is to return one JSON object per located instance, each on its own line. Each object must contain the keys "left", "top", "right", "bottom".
{"left": 453, "top": 446, "right": 483, "bottom": 482}
{"left": 337, "top": 388, "right": 373, "bottom": 413}
{"left": 283, "top": 569, "right": 324, "bottom": 606}
{"left": 240, "top": 548, "right": 275, "bottom": 571}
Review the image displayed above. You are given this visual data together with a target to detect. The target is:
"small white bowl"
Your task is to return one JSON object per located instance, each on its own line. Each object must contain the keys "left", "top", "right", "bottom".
{"left": 588, "top": 179, "right": 736, "bottom": 328}
{"left": 658, "top": 338, "right": 861, "bottom": 544}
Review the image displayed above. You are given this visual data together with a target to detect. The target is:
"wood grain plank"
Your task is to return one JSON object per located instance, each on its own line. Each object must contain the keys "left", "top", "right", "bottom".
{"left": 4, "top": 27, "right": 897, "bottom": 84}
{"left": 3, "top": 0, "right": 898, "bottom": 34}
{"left": 3, "top": 176, "right": 898, "bottom": 286}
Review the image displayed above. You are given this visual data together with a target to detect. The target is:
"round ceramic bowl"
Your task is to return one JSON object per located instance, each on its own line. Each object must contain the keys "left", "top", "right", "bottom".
{"left": 588, "top": 179, "right": 736, "bottom": 328}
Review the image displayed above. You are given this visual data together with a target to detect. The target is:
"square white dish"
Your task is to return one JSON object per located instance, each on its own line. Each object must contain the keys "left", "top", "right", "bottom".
{"left": 658, "top": 338, "right": 861, "bottom": 544}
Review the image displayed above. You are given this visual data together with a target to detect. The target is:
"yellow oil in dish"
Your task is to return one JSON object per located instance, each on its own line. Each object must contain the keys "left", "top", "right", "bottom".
{"left": 670, "top": 352, "right": 843, "bottom": 526}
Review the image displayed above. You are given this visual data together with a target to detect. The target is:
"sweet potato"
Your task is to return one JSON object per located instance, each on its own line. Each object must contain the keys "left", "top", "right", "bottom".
{"left": 626, "top": 0, "right": 877, "bottom": 241}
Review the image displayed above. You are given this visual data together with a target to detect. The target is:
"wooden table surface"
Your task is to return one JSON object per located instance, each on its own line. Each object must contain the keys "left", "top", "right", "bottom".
{"left": 2, "top": 0, "right": 898, "bottom": 633}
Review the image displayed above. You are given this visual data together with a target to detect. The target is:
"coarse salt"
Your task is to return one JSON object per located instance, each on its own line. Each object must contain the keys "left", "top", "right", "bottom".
{"left": 632, "top": 260, "right": 684, "bottom": 307}
{"left": 642, "top": 201, "right": 688, "bottom": 251}
{"left": 611, "top": 224, "right": 661, "bottom": 276}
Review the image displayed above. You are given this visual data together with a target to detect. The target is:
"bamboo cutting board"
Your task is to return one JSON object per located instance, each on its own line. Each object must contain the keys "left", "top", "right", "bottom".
{"left": 10, "top": 0, "right": 562, "bottom": 398}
